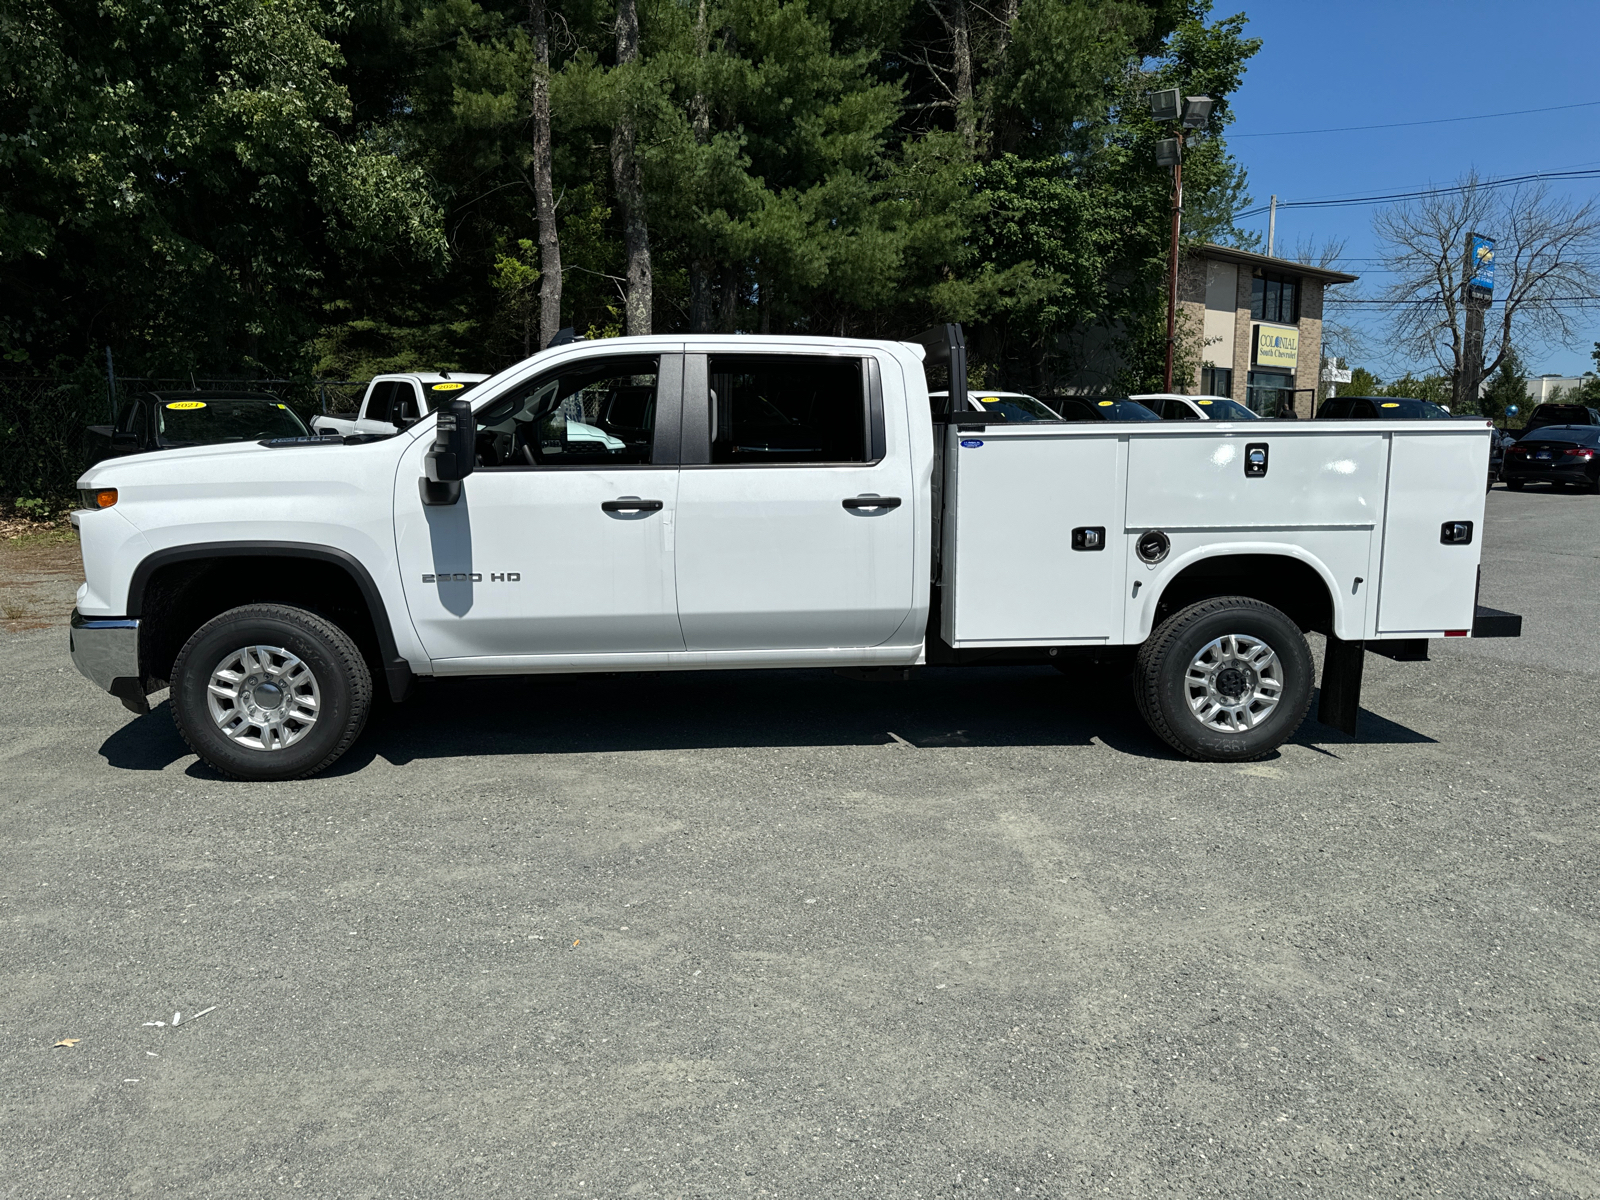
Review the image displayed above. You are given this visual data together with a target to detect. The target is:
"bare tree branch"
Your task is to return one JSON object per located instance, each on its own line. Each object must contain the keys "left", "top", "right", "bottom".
{"left": 1374, "top": 171, "right": 1600, "bottom": 382}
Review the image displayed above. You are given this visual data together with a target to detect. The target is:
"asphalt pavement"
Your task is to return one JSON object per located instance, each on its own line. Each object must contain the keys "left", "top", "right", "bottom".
{"left": 2, "top": 486, "right": 1597, "bottom": 1198}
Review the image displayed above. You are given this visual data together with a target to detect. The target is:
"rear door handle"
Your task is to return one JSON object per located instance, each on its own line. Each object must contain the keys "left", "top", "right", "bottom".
{"left": 842, "top": 495, "right": 902, "bottom": 510}
{"left": 601, "top": 498, "right": 664, "bottom": 512}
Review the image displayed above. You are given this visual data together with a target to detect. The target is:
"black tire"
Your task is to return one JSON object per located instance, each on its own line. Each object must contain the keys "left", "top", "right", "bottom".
{"left": 170, "top": 603, "right": 372, "bottom": 781}
{"left": 1134, "top": 596, "right": 1314, "bottom": 762}
{"left": 1506, "top": 479, "right": 1525, "bottom": 491}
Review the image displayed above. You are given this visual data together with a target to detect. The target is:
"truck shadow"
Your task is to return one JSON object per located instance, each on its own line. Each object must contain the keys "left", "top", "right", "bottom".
{"left": 97, "top": 668, "right": 1435, "bottom": 776}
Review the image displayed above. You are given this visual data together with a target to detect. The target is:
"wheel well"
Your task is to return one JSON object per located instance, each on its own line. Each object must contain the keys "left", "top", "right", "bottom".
{"left": 136, "top": 555, "right": 385, "bottom": 690}
{"left": 1152, "top": 553, "right": 1333, "bottom": 635}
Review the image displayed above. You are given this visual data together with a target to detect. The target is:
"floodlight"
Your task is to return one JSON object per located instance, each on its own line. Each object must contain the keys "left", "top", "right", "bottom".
{"left": 1181, "top": 96, "right": 1215, "bottom": 129}
{"left": 1146, "top": 88, "right": 1181, "bottom": 123}
{"left": 1154, "top": 137, "right": 1181, "bottom": 168}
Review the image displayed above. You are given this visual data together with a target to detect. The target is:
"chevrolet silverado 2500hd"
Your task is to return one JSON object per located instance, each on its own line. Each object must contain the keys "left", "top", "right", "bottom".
{"left": 68, "top": 326, "right": 1519, "bottom": 780}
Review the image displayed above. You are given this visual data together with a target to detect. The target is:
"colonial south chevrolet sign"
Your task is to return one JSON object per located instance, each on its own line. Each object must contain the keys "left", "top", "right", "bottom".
{"left": 1255, "top": 324, "right": 1298, "bottom": 369}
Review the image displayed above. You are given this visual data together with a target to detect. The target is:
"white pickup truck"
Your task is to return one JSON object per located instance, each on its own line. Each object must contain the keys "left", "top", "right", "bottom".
{"left": 69, "top": 326, "right": 1519, "bottom": 781}
{"left": 310, "top": 372, "right": 490, "bottom": 437}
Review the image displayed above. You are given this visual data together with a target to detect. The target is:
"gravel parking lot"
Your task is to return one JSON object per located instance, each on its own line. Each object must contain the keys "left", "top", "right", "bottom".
{"left": 3, "top": 487, "right": 1597, "bottom": 1198}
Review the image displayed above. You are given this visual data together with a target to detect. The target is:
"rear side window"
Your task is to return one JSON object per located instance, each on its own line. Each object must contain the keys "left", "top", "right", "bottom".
{"left": 365, "top": 381, "right": 402, "bottom": 424}
{"left": 1317, "top": 398, "right": 1353, "bottom": 418}
{"left": 707, "top": 355, "right": 868, "bottom": 464}
{"left": 1162, "top": 399, "right": 1199, "bottom": 420}
{"left": 1052, "top": 397, "right": 1099, "bottom": 421}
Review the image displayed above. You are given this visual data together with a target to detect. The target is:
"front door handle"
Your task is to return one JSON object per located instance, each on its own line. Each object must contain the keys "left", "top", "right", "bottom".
{"left": 842, "top": 495, "right": 902, "bottom": 510}
{"left": 601, "top": 498, "right": 664, "bottom": 512}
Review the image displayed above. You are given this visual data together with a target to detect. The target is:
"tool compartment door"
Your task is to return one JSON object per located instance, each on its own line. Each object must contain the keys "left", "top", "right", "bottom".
{"left": 941, "top": 427, "right": 1124, "bottom": 645}
{"left": 1376, "top": 428, "right": 1489, "bottom": 634}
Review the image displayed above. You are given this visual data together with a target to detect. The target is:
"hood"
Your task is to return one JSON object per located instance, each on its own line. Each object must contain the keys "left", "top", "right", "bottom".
{"left": 77, "top": 431, "right": 407, "bottom": 490}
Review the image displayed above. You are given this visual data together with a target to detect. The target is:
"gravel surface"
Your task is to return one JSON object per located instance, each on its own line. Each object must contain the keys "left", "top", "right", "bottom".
{"left": 2, "top": 487, "right": 1596, "bottom": 1198}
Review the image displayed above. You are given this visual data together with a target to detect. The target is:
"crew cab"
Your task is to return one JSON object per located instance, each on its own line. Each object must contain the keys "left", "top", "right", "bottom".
{"left": 68, "top": 326, "right": 1519, "bottom": 781}
{"left": 311, "top": 372, "right": 489, "bottom": 437}
{"left": 84, "top": 391, "right": 310, "bottom": 468}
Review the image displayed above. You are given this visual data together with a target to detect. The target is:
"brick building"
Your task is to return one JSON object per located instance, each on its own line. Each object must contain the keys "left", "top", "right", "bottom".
{"left": 1178, "top": 245, "right": 1358, "bottom": 417}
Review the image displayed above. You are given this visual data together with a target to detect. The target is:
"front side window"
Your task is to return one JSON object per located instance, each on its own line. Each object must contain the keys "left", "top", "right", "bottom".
{"left": 472, "top": 355, "right": 658, "bottom": 467}
{"left": 707, "top": 355, "right": 867, "bottom": 464}
{"left": 1162, "top": 398, "right": 1199, "bottom": 420}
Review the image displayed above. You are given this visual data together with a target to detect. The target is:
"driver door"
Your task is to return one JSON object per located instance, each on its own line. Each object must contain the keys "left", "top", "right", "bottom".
{"left": 394, "top": 350, "right": 685, "bottom": 665}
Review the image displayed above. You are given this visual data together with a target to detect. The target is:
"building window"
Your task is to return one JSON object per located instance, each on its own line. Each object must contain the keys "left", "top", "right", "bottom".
{"left": 1250, "top": 272, "right": 1299, "bottom": 324}
{"left": 1246, "top": 370, "right": 1295, "bottom": 417}
{"left": 1201, "top": 367, "right": 1233, "bottom": 398}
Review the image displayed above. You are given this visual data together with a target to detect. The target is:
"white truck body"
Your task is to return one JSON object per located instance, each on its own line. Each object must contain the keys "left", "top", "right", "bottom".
{"left": 68, "top": 331, "right": 1512, "bottom": 774}
{"left": 311, "top": 372, "right": 490, "bottom": 437}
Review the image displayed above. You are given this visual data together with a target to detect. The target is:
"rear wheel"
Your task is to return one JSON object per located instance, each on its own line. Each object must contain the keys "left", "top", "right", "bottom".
{"left": 170, "top": 604, "right": 372, "bottom": 781}
{"left": 1134, "top": 596, "right": 1314, "bottom": 762}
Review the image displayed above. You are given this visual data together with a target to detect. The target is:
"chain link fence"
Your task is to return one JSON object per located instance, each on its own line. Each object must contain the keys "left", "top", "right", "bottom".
{"left": 0, "top": 375, "right": 366, "bottom": 502}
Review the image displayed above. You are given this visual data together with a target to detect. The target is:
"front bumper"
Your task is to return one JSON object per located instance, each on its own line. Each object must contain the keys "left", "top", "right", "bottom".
{"left": 69, "top": 610, "right": 149, "bottom": 714}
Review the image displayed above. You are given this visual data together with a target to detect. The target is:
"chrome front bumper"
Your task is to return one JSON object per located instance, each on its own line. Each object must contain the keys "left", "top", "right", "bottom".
{"left": 69, "top": 610, "right": 149, "bottom": 714}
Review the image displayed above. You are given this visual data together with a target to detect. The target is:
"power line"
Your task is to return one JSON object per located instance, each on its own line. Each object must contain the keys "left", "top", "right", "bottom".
{"left": 1232, "top": 99, "right": 1600, "bottom": 138}
{"left": 1235, "top": 168, "right": 1600, "bottom": 220}
{"left": 1329, "top": 295, "right": 1600, "bottom": 306}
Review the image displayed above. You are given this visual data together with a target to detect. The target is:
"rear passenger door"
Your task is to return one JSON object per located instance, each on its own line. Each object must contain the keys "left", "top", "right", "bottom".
{"left": 672, "top": 350, "right": 916, "bottom": 651}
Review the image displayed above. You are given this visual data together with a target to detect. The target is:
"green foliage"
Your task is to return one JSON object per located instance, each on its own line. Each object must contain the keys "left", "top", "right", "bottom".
{"left": 1342, "top": 367, "right": 1384, "bottom": 396}
{"left": 4, "top": 0, "right": 1262, "bottom": 395}
{"left": 1479, "top": 346, "right": 1528, "bottom": 423}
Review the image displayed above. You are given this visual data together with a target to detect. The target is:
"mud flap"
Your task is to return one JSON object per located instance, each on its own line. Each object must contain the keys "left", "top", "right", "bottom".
{"left": 1317, "top": 634, "right": 1364, "bottom": 736}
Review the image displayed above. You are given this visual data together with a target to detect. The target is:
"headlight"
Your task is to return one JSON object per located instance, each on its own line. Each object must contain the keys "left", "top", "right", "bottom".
{"left": 78, "top": 488, "right": 118, "bottom": 509}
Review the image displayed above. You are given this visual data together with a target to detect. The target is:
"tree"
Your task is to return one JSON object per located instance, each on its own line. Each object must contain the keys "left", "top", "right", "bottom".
{"left": 1479, "top": 345, "right": 1528, "bottom": 424}
{"left": 0, "top": 0, "right": 446, "bottom": 376}
{"left": 1373, "top": 173, "right": 1600, "bottom": 404}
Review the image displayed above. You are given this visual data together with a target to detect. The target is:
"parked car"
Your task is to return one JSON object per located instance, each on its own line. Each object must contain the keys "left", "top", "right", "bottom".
{"left": 312, "top": 372, "right": 491, "bottom": 437}
{"left": 1316, "top": 394, "right": 1502, "bottom": 488}
{"left": 1517, "top": 402, "right": 1600, "bottom": 436}
{"left": 1131, "top": 393, "right": 1261, "bottom": 421}
{"left": 84, "top": 391, "right": 311, "bottom": 469}
{"left": 928, "top": 391, "right": 1064, "bottom": 422}
{"left": 1038, "top": 396, "right": 1163, "bottom": 422}
{"left": 1315, "top": 396, "right": 1453, "bottom": 420}
{"left": 1501, "top": 425, "right": 1600, "bottom": 492}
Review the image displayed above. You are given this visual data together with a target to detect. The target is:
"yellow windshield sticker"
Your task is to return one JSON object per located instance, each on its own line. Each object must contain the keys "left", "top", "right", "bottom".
{"left": 275, "top": 403, "right": 287, "bottom": 409}
{"left": 165, "top": 401, "right": 206, "bottom": 410}
{"left": 979, "top": 396, "right": 1001, "bottom": 404}
{"left": 1098, "top": 400, "right": 1113, "bottom": 406}
{"left": 1381, "top": 402, "right": 1400, "bottom": 408}
{"left": 432, "top": 382, "right": 465, "bottom": 391}
{"left": 1198, "top": 399, "right": 1213, "bottom": 405}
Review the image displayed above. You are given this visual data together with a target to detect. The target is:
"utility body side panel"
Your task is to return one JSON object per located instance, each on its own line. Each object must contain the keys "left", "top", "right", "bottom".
{"left": 1375, "top": 428, "right": 1490, "bottom": 634}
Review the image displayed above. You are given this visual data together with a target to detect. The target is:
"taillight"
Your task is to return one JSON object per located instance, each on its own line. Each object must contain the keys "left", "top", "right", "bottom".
{"left": 1508, "top": 445, "right": 1527, "bottom": 455}
{"left": 1562, "top": 447, "right": 1595, "bottom": 460}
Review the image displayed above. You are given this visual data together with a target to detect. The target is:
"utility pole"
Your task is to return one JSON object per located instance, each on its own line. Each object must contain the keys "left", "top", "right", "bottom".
{"left": 1163, "top": 139, "right": 1183, "bottom": 392}
{"left": 1459, "top": 232, "right": 1494, "bottom": 411}
{"left": 1267, "top": 195, "right": 1277, "bottom": 258}
{"left": 1148, "top": 89, "right": 1213, "bottom": 394}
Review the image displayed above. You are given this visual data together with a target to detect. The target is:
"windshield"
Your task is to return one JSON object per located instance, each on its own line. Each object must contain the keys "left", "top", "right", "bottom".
{"left": 155, "top": 398, "right": 309, "bottom": 444}
{"left": 1097, "top": 399, "right": 1163, "bottom": 421}
{"left": 973, "top": 393, "right": 1062, "bottom": 422}
{"left": 1193, "top": 397, "right": 1258, "bottom": 420}
{"left": 422, "top": 380, "right": 484, "bottom": 413}
{"left": 1374, "top": 398, "right": 1452, "bottom": 419}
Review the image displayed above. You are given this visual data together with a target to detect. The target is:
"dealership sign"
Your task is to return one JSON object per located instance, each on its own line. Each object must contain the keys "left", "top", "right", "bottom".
{"left": 1255, "top": 324, "right": 1298, "bottom": 369}
{"left": 1467, "top": 232, "right": 1495, "bottom": 302}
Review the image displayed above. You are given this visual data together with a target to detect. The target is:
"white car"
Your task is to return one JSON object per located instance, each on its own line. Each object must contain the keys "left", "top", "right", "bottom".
{"left": 312, "top": 372, "right": 491, "bottom": 437}
{"left": 1132, "top": 393, "right": 1261, "bottom": 421}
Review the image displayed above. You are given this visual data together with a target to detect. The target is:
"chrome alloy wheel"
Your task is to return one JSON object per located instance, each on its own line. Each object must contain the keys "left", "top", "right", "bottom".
{"left": 205, "top": 645, "right": 321, "bottom": 751}
{"left": 1183, "top": 633, "right": 1283, "bottom": 733}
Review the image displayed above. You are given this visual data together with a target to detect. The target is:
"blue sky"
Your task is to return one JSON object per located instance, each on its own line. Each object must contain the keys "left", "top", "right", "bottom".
{"left": 1222, "top": 0, "right": 1600, "bottom": 379}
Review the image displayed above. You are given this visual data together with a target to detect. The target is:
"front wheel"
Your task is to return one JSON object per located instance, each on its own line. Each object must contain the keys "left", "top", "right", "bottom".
{"left": 1134, "top": 596, "right": 1314, "bottom": 762}
{"left": 170, "top": 603, "right": 372, "bottom": 781}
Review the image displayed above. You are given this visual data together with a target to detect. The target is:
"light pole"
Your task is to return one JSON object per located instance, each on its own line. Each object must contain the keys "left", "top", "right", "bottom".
{"left": 1147, "top": 90, "right": 1213, "bottom": 393}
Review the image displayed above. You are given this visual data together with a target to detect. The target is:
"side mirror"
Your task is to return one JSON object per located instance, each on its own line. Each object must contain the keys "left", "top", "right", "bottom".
{"left": 112, "top": 431, "right": 138, "bottom": 449}
{"left": 423, "top": 398, "right": 475, "bottom": 505}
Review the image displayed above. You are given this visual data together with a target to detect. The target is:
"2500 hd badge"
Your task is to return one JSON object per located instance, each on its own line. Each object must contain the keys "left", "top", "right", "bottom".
{"left": 421, "top": 572, "right": 521, "bottom": 582}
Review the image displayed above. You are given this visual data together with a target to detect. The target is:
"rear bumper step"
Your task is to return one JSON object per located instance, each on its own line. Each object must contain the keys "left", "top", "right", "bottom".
{"left": 1472, "top": 605, "right": 1522, "bottom": 639}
